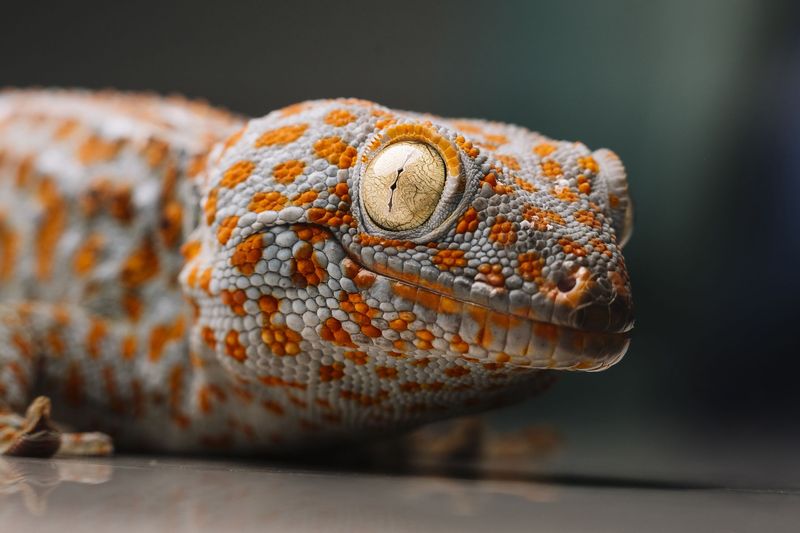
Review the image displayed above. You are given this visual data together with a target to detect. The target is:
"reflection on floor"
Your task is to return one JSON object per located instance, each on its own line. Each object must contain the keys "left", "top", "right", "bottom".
{"left": 1, "top": 419, "right": 798, "bottom": 533}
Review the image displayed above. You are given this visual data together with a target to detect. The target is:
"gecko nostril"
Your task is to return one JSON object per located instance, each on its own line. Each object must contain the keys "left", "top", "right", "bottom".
{"left": 557, "top": 274, "right": 577, "bottom": 293}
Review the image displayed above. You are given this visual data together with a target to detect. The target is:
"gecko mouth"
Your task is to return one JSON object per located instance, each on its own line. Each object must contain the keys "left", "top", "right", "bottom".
{"left": 339, "top": 249, "right": 631, "bottom": 372}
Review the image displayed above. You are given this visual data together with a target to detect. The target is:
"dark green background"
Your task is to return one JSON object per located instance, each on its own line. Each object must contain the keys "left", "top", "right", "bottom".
{"left": 2, "top": 0, "right": 797, "bottom": 436}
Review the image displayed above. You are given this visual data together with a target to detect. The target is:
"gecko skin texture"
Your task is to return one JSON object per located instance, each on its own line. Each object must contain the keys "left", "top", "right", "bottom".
{"left": 0, "top": 90, "right": 633, "bottom": 454}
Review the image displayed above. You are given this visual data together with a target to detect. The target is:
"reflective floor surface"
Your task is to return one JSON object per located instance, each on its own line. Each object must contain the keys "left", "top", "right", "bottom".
{"left": 1, "top": 420, "right": 798, "bottom": 532}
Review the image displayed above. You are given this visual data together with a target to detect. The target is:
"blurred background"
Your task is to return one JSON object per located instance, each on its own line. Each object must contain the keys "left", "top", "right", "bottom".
{"left": 1, "top": 0, "right": 797, "bottom": 460}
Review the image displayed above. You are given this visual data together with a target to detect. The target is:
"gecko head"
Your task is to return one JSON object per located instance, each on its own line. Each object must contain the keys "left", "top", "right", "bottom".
{"left": 343, "top": 112, "right": 634, "bottom": 371}
{"left": 182, "top": 99, "right": 634, "bottom": 423}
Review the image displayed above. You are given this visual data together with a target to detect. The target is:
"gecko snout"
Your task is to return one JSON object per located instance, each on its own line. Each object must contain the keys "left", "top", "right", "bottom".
{"left": 551, "top": 267, "right": 634, "bottom": 334}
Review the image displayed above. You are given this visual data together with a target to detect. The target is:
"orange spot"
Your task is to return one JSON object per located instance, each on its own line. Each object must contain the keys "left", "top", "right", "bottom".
{"left": 0, "top": 215, "right": 18, "bottom": 281}
{"left": 575, "top": 209, "right": 602, "bottom": 230}
{"left": 444, "top": 366, "right": 470, "bottom": 378}
{"left": 231, "top": 234, "right": 263, "bottom": 275}
{"left": 204, "top": 188, "right": 218, "bottom": 225}
{"left": 344, "top": 350, "right": 368, "bottom": 365}
{"left": 149, "top": 317, "right": 185, "bottom": 362}
{"left": 258, "top": 294, "right": 279, "bottom": 314}
{"left": 81, "top": 179, "right": 134, "bottom": 223}
{"left": 181, "top": 240, "right": 202, "bottom": 261}
{"left": 248, "top": 191, "right": 287, "bottom": 213}
{"left": 71, "top": 234, "right": 103, "bottom": 276}
{"left": 224, "top": 330, "right": 247, "bottom": 362}
{"left": 496, "top": 154, "right": 520, "bottom": 171}
{"left": 375, "top": 366, "right": 398, "bottom": 379}
{"left": 258, "top": 295, "right": 302, "bottom": 356}
{"left": 121, "top": 335, "right": 137, "bottom": 361}
{"left": 86, "top": 319, "right": 107, "bottom": 359}
{"left": 432, "top": 248, "right": 467, "bottom": 271}
{"left": 488, "top": 216, "right": 517, "bottom": 246}
{"left": 294, "top": 224, "right": 331, "bottom": 244}
{"left": 255, "top": 124, "right": 308, "bottom": 147}
{"left": 11, "top": 333, "right": 32, "bottom": 359}
{"left": 553, "top": 186, "right": 579, "bottom": 202}
{"left": 485, "top": 133, "right": 509, "bottom": 145}
{"left": 339, "top": 291, "right": 382, "bottom": 338}
{"left": 478, "top": 262, "right": 506, "bottom": 287}
{"left": 523, "top": 205, "right": 565, "bottom": 231}
{"left": 292, "top": 189, "right": 318, "bottom": 206}
{"left": 258, "top": 375, "right": 306, "bottom": 390}
{"left": 220, "top": 160, "right": 256, "bottom": 188}
{"left": 262, "top": 399, "right": 285, "bottom": 415}
{"left": 221, "top": 289, "right": 248, "bottom": 316}
{"left": 480, "top": 171, "right": 508, "bottom": 194}
{"left": 339, "top": 389, "right": 388, "bottom": 406}
{"left": 517, "top": 252, "right": 546, "bottom": 284}
{"left": 273, "top": 159, "right": 305, "bottom": 184}
{"left": 307, "top": 206, "right": 351, "bottom": 227}
{"left": 353, "top": 268, "right": 376, "bottom": 289}
{"left": 198, "top": 384, "right": 227, "bottom": 414}
{"left": 541, "top": 159, "right": 563, "bottom": 178}
{"left": 217, "top": 215, "right": 239, "bottom": 244}
{"left": 201, "top": 326, "right": 216, "bottom": 350}
{"left": 590, "top": 237, "right": 614, "bottom": 258}
{"left": 291, "top": 242, "right": 326, "bottom": 287}
{"left": 407, "top": 357, "right": 430, "bottom": 368}
{"left": 142, "top": 138, "right": 170, "bottom": 168}
{"left": 14, "top": 155, "right": 33, "bottom": 187}
{"left": 324, "top": 109, "right": 357, "bottom": 127}
{"left": 320, "top": 363, "right": 345, "bottom": 382}
{"left": 558, "top": 237, "right": 588, "bottom": 257}
{"left": 455, "top": 207, "right": 479, "bottom": 234}
{"left": 515, "top": 176, "right": 536, "bottom": 192}
{"left": 34, "top": 179, "right": 65, "bottom": 280}
{"left": 313, "top": 136, "right": 358, "bottom": 169}
{"left": 578, "top": 156, "right": 600, "bottom": 174}
{"left": 54, "top": 119, "right": 79, "bottom": 139}
{"left": 159, "top": 199, "right": 183, "bottom": 249}
{"left": 199, "top": 268, "right": 212, "bottom": 294}
{"left": 123, "top": 292, "right": 143, "bottom": 322}
{"left": 77, "top": 135, "right": 121, "bottom": 164}
{"left": 121, "top": 238, "right": 160, "bottom": 287}
{"left": 320, "top": 317, "right": 355, "bottom": 347}
{"left": 187, "top": 153, "right": 207, "bottom": 179}
{"left": 533, "top": 142, "right": 556, "bottom": 157}
{"left": 450, "top": 334, "right": 469, "bottom": 353}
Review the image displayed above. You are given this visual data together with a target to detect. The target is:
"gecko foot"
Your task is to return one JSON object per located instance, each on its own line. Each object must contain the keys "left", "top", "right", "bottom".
{"left": 1, "top": 397, "right": 114, "bottom": 458}
{"left": 2, "top": 397, "right": 62, "bottom": 458}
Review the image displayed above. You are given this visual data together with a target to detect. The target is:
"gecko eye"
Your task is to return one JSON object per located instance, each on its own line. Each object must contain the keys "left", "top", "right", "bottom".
{"left": 361, "top": 141, "right": 446, "bottom": 231}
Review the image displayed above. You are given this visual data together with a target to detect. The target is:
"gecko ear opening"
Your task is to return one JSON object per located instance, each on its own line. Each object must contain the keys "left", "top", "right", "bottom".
{"left": 593, "top": 149, "right": 633, "bottom": 248}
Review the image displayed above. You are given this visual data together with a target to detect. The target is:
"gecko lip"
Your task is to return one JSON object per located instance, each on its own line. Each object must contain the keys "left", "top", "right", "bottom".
{"left": 340, "top": 249, "right": 631, "bottom": 372}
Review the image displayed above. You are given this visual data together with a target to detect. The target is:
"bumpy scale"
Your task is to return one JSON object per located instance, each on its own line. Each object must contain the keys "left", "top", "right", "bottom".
{"left": 0, "top": 90, "right": 633, "bottom": 455}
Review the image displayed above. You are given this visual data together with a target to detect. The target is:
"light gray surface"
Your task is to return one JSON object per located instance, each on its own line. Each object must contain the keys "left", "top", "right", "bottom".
{"left": 1, "top": 418, "right": 798, "bottom": 532}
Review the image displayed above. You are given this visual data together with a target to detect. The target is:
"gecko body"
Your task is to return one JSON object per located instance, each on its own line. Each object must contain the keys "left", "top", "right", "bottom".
{"left": 0, "top": 90, "right": 633, "bottom": 455}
